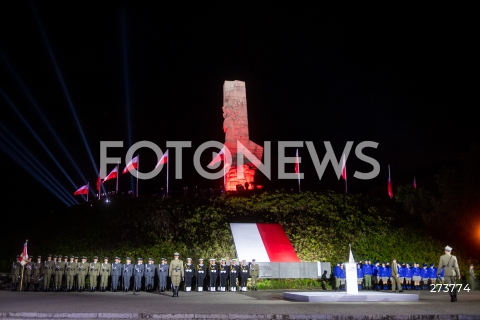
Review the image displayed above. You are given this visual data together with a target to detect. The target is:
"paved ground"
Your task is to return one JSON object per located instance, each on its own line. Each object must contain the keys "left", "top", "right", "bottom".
{"left": 1, "top": 289, "right": 479, "bottom": 319}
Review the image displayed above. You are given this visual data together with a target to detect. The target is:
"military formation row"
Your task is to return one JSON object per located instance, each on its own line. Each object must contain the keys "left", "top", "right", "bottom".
{"left": 10, "top": 253, "right": 261, "bottom": 297}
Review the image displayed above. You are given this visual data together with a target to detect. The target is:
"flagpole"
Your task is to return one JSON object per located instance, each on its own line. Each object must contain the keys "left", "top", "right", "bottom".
{"left": 116, "top": 163, "right": 119, "bottom": 193}
{"left": 19, "top": 239, "right": 27, "bottom": 291}
{"left": 87, "top": 182, "right": 89, "bottom": 202}
{"left": 136, "top": 155, "right": 139, "bottom": 198}
{"left": 166, "top": 151, "right": 169, "bottom": 196}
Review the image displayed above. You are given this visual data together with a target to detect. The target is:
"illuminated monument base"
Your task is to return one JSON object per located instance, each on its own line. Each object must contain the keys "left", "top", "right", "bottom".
{"left": 225, "top": 165, "right": 256, "bottom": 191}
{"left": 283, "top": 291, "right": 419, "bottom": 302}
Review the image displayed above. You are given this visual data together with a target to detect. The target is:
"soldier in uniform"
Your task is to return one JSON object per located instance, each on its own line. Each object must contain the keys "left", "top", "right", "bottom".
{"left": 157, "top": 258, "right": 169, "bottom": 292}
{"left": 239, "top": 259, "right": 249, "bottom": 292}
{"left": 208, "top": 258, "right": 218, "bottom": 292}
{"left": 32, "top": 256, "right": 43, "bottom": 292}
{"left": 62, "top": 256, "right": 69, "bottom": 289}
{"left": 469, "top": 264, "right": 476, "bottom": 291}
{"left": 111, "top": 257, "right": 122, "bottom": 292}
{"left": 123, "top": 257, "right": 134, "bottom": 292}
{"left": 65, "top": 256, "right": 77, "bottom": 292}
{"left": 88, "top": 256, "right": 101, "bottom": 292}
{"left": 100, "top": 257, "right": 111, "bottom": 292}
{"left": 73, "top": 256, "right": 79, "bottom": 291}
{"left": 250, "top": 259, "right": 260, "bottom": 291}
{"left": 169, "top": 252, "right": 184, "bottom": 297}
{"left": 11, "top": 255, "right": 21, "bottom": 291}
{"left": 24, "top": 256, "right": 33, "bottom": 291}
{"left": 43, "top": 254, "right": 55, "bottom": 292}
{"left": 229, "top": 259, "right": 238, "bottom": 292}
{"left": 145, "top": 258, "right": 156, "bottom": 291}
{"left": 219, "top": 258, "right": 228, "bottom": 292}
{"left": 54, "top": 254, "right": 65, "bottom": 292}
{"left": 133, "top": 257, "right": 145, "bottom": 292}
{"left": 184, "top": 258, "right": 195, "bottom": 292}
{"left": 391, "top": 258, "right": 403, "bottom": 293}
{"left": 52, "top": 256, "right": 58, "bottom": 288}
{"left": 437, "top": 245, "right": 461, "bottom": 302}
{"left": 196, "top": 258, "right": 205, "bottom": 292}
{"left": 77, "top": 256, "right": 88, "bottom": 292}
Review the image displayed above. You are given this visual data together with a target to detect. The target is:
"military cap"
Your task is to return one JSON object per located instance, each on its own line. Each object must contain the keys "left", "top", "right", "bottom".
{"left": 70, "top": 255, "right": 74, "bottom": 258}
{"left": 104, "top": 257, "right": 108, "bottom": 260}
{"left": 93, "top": 256, "right": 98, "bottom": 259}
{"left": 174, "top": 252, "right": 179, "bottom": 256}
{"left": 81, "top": 256, "right": 87, "bottom": 259}
{"left": 74, "top": 256, "right": 78, "bottom": 259}
{"left": 366, "top": 259, "right": 370, "bottom": 262}
{"left": 445, "top": 245, "right": 452, "bottom": 251}
{"left": 209, "top": 258, "right": 216, "bottom": 261}
{"left": 115, "top": 256, "right": 120, "bottom": 260}
{"left": 430, "top": 263, "right": 434, "bottom": 266}
{"left": 198, "top": 258, "right": 203, "bottom": 261}
{"left": 187, "top": 257, "right": 192, "bottom": 260}
{"left": 148, "top": 257, "right": 153, "bottom": 261}
{"left": 337, "top": 262, "right": 341, "bottom": 265}
{"left": 53, "top": 255, "right": 57, "bottom": 258}
{"left": 137, "top": 257, "right": 143, "bottom": 261}
{"left": 252, "top": 259, "right": 256, "bottom": 262}
{"left": 48, "top": 254, "right": 52, "bottom": 257}
{"left": 422, "top": 263, "right": 427, "bottom": 266}
{"left": 37, "top": 255, "right": 42, "bottom": 258}
{"left": 64, "top": 256, "right": 68, "bottom": 259}
{"left": 374, "top": 260, "right": 379, "bottom": 264}
{"left": 162, "top": 258, "right": 167, "bottom": 261}
{"left": 126, "top": 257, "right": 131, "bottom": 260}
{"left": 221, "top": 258, "right": 226, "bottom": 261}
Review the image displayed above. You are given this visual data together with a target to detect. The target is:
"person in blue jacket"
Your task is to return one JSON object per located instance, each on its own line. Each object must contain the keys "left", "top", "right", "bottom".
{"left": 372, "top": 261, "right": 381, "bottom": 290}
{"left": 333, "top": 262, "right": 341, "bottom": 292}
{"left": 405, "top": 263, "right": 413, "bottom": 290}
{"left": 357, "top": 263, "right": 364, "bottom": 290}
{"left": 339, "top": 263, "right": 346, "bottom": 291}
{"left": 420, "top": 263, "right": 429, "bottom": 290}
{"left": 412, "top": 262, "right": 422, "bottom": 290}
{"left": 362, "top": 259, "right": 373, "bottom": 290}
{"left": 428, "top": 263, "right": 437, "bottom": 288}
{"left": 379, "top": 262, "right": 388, "bottom": 291}
{"left": 399, "top": 262, "right": 407, "bottom": 290}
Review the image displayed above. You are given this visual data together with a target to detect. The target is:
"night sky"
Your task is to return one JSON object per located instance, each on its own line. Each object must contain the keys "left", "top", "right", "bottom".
{"left": 0, "top": 2, "right": 477, "bottom": 224}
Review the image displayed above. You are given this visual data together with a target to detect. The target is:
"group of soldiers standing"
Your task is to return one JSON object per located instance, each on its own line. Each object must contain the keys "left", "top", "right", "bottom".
{"left": 11, "top": 252, "right": 261, "bottom": 297}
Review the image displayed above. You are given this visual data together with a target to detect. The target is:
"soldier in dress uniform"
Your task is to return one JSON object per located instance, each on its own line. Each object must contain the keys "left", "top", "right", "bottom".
{"left": 437, "top": 245, "right": 461, "bottom": 302}
{"left": 208, "top": 258, "right": 218, "bottom": 292}
{"left": 169, "top": 252, "right": 184, "bottom": 297}
{"left": 391, "top": 258, "right": 403, "bottom": 293}
{"left": 133, "top": 257, "right": 145, "bottom": 292}
{"left": 77, "top": 256, "right": 88, "bottom": 292}
{"left": 62, "top": 256, "right": 69, "bottom": 289}
{"left": 196, "top": 258, "right": 205, "bottom": 292}
{"left": 52, "top": 255, "right": 58, "bottom": 288}
{"left": 250, "top": 259, "right": 260, "bottom": 291}
{"left": 144, "top": 258, "right": 156, "bottom": 292}
{"left": 157, "top": 258, "right": 169, "bottom": 292}
{"left": 184, "top": 258, "right": 195, "bottom": 292}
{"left": 239, "top": 259, "right": 249, "bottom": 292}
{"left": 229, "top": 259, "right": 238, "bottom": 291}
{"left": 43, "top": 254, "right": 55, "bottom": 292}
{"left": 11, "top": 255, "right": 21, "bottom": 291}
{"left": 100, "top": 257, "right": 111, "bottom": 292}
{"left": 469, "top": 264, "right": 476, "bottom": 291}
{"left": 54, "top": 254, "right": 65, "bottom": 292}
{"left": 218, "top": 258, "right": 228, "bottom": 292}
{"left": 111, "top": 257, "right": 122, "bottom": 292}
{"left": 88, "top": 256, "right": 101, "bottom": 292}
{"left": 65, "top": 256, "right": 77, "bottom": 292}
{"left": 123, "top": 257, "right": 134, "bottom": 292}
{"left": 24, "top": 256, "right": 33, "bottom": 291}
{"left": 73, "top": 256, "right": 79, "bottom": 290}
{"left": 32, "top": 256, "right": 43, "bottom": 292}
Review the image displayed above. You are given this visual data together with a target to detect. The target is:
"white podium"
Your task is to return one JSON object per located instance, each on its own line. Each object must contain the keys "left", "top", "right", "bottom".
{"left": 345, "top": 262, "right": 358, "bottom": 294}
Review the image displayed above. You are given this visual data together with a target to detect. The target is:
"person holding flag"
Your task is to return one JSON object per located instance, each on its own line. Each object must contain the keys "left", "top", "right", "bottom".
{"left": 24, "top": 256, "right": 33, "bottom": 291}
{"left": 11, "top": 255, "right": 21, "bottom": 291}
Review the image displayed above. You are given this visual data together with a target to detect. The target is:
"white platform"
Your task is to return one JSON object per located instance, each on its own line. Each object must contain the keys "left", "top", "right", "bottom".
{"left": 283, "top": 291, "right": 419, "bottom": 302}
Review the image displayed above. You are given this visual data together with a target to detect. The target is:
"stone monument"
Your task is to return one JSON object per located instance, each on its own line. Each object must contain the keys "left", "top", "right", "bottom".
{"left": 222, "top": 80, "right": 263, "bottom": 191}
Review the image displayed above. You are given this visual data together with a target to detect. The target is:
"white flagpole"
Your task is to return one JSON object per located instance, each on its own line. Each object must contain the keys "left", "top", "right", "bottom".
{"left": 136, "top": 155, "right": 139, "bottom": 198}
{"left": 166, "top": 150, "right": 169, "bottom": 196}
{"left": 116, "top": 163, "right": 119, "bottom": 193}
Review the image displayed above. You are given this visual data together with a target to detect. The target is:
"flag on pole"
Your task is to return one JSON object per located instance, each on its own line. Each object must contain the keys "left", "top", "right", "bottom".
{"left": 74, "top": 184, "right": 89, "bottom": 195}
{"left": 341, "top": 154, "right": 347, "bottom": 180}
{"left": 97, "top": 174, "right": 101, "bottom": 191}
{"left": 123, "top": 155, "right": 139, "bottom": 174}
{"left": 295, "top": 149, "right": 300, "bottom": 174}
{"left": 103, "top": 166, "right": 118, "bottom": 183}
{"left": 348, "top": 244, "right": 354, "bottom": 264}
{"left": 155, "top": 150, "right": 169, "bottom": 169}
{"left": 208, "top": 147, "right": 225, "bottom": 167}
{"left": 19, "top": 241, "right": 28, "bottom": 266}
{"left": 413, "top": 176, "right": 417, "bottom": 189}
{"left": 388, "top": 165, "right": 393, "bottom": 199}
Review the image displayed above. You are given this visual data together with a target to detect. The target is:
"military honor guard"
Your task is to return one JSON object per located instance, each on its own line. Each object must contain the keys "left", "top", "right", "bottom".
{"left": 250, "top": 259, "right": 260, "bottom": 291}
{"left": 73, "top": 256, "right": 79, "bottom": 290}
{"left": 196, "top": 258, "right": 205, "bottom": 292}
{"left": 133, "top": 257, "right": 145, "bottom": 292}
{"left": 208, "top": 258, "right": 218, "bottom": 291}
{"left": 228, "top": 259, "right": 238, "bottom": 291}
{"left": 88, "top": 256, "right": 101, "bottom": 292}
{"left": 239, "top": 259, "right": 249, "bottom": 292}
{"left": 362, "top": 259, "right": 373, "bottom": 290}
{"left": 469, "top": 264, "right": 476, "bottom": 291}
{"left": 169, "top": 252, "right": 184, "bottom": 297}
{"left": 54, "top": 254, "right": 66, "bottom": 292}
{"left": 43, "top": 254, "right": 55, "bottom": 292}
{"left": 77, "top": 256, "right": 88, "bottom": 292}
{"left": 123, "top": 257, "right": 134, "bottom": 292}
{"left": 437, "top": 245, "right": 461, "bottom": 302}
{"left": 52, "top": 255, "right": 58, "bottom": 287}
{"left": 157, "top": 258, "right": 169, "bottom": 292}
{"left": 11, "top": 255, "right": 21, "bottom": 291}
{"left": 219, "top": 258, "right": 228, "bottom": 292}
{"left": 145, "top": 258, "right": 156, "bottom": 291}
{"left": 184, "top": 258, "right": 195, "bottom": 292}
{"left": 356, "top": 263, "right": 364, "bottom": 290}
{"left": 32, "top": 256, "right": 43, "bottom": 292}
{"left": 391, "top": 258, "right": 403, "bottom": 293}
{"left": 24, "top": 256, "right": 33, "bottom": 291}
{"left": 100, "top": 257, "right": 111, "bottom": 292}
{"left": 111, "top": 257, "right": 122, "bottom": 292}
{"left": 65, "top": 256, "right": 77, "bottom": 292}
{"left": 62, "top": 256, "right": 69, "bottom": 289}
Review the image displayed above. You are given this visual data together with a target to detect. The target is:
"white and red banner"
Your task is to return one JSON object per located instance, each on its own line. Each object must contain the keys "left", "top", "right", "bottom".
{"left": 123, "top": 155, "right": 139, "bottom": 174}
{"left": 74, "top": 184, "right": 89, "bottom": 195}
{"left": 155, "top": 150, "right": 168, "bottom": 169}
{"left": 230, "top": 223, "right": 300, "bottom": 262}
{"left": 103, "top": 166, "right": 118, "bottom": 182}
{"left": 208, "top": 147, "right": 225, "bottom": 167}
{"left": 19, "top": 242, "right": 28, "bottom": 266}
{"left": 341, "top": 154, "right": 347, "bottom": 180}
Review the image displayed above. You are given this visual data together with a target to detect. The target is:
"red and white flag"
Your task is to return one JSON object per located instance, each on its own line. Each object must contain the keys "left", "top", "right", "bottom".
{"left": 208, "top": 147, "right": 225, "bottom": 167}
{"left": 295, "top": 149, "right": 300, "bottom": 174}
{"left": 123, "top": 155, "right": 139, "bottom": 174}
{"left": 74, "top": 184, "right": 89, "bottom": 195}
{"left": 413, "top": 176, "right": 417, "bottom": 189}
{"left": 155, "top": 150, "right": 169, "bottom": 169}
{"left": 96, "top": 174, "right": 101, "bottom": 191}
{"left": 19, "top": 242, "right": 28, "bottom": 266}
{"left": 341, "top": 154, "right": 347, "bottom": 180}
{"left": 388, "top": 165, "right": 393, "bottom": 199}
{"left": 103, "top": 166, "right": 118, "bottom": 183}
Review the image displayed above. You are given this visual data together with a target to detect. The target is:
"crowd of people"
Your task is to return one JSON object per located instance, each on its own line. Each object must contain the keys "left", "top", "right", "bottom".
{"left": 10, "top": 253, "right": 260, "bottom": 297}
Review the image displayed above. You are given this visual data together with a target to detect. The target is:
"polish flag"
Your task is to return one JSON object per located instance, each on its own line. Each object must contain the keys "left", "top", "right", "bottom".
{"left": 388, "top": 165, "right": 393, "bottom": 199}
{"left": 413, "top": 176, "right": 417, "bottom": 189}
{"left": 155, "top": 150, "right": 169, "bottom": 169}
{"left": 96, "top": 174, "right": 101, "bottom": 191}
{"left": 103, "top": 166, "right": 118, "bottom": 183}
{"left": 74, "top": 184, "right": 89, "bottom": 195}
{"left": 341, "top": 154, "right": 347, "bottom": 180}
{"left": 295, "top": 149, "right": 300, "bottom": 174}
{"left": 208, "top": 147, "right": 225, "bottom": 167}
{"left": 230, "top": 223, "right": 300, "bottom": 262}
{"left": 19, "top": 242, "right": 28, "bottom": 266}
{"left": 123, "top": 155, "right": 139, "bottom": 174}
